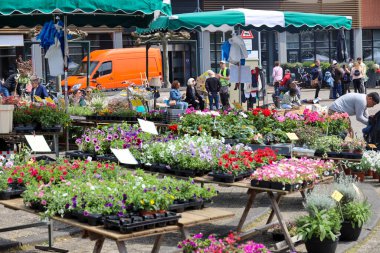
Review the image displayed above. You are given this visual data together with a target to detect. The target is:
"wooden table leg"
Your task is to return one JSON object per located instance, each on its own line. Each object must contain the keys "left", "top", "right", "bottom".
{"left": 92, "top": 237, "right": 105, "bottom": 253}
{"left": 116, "top": 241, "right": 128, "bottom": 253}
{"left": 151, "top": 234, "right": 164, "bottom": 253}
{"left": 266, "top": 193, "right": 282, "bottom": 224}
{"left": 237, "top": 189, "right": 257, "bottom": 233}
{"left": 267, "top": 191, "right": 296, "bottom": 252}
{"left": 300, "top": 190, "right": 306, "bottom": 200}
{"left": 180, "top": 227, "right": 190, "bottom": 239}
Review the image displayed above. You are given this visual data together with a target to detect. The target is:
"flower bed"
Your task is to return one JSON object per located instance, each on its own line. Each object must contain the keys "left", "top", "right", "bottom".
{"left": 19, "top": 165, "right": 217, "bottom": 232}
{"left": 251, "top": 158, "right": 336, "bottom": 191}
{"left": 178, "top": 232, "right": 270, "bottom": 253}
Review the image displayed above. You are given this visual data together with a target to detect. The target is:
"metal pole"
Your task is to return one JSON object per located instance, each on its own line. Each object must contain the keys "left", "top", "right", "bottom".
{"left": 63, "top": 15, "right": 69, "bottom": 152}
{"left": 63, "top": 15, "right": 68, "bottom": 111}
{"left": 87, "top": 41, "right": 90, "bottom": 88}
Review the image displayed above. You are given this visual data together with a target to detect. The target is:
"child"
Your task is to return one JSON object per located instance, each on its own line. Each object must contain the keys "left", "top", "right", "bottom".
{"left": 281, "top": 88, "right": 301, "bottom": 109}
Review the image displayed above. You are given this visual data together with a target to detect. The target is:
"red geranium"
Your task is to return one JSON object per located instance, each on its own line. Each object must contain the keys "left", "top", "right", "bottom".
{"left": 169, "top": 124, "right": 178, "bottom": 132}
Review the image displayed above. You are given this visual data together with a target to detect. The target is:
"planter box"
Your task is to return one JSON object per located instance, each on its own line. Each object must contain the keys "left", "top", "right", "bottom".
{"left": 251, "top": 179, "right": 271, "bottom": 189}
{"left": 65, "top": 151, "right": 97, "bottom": 161}
{"left": 14, "top": 125, "right": 35, "bottom": 133}
{"left": 104, "top": 211, "right": 180, "bottom": 234}
{"left": 169, "top": 199, "right": 203, "bottom": 213}
{"left": 210, "top": 171, "right": 252, "bottom": 183}
{"left": 0, "top": 105, "right": 13, "bottom": 133}
{"left": 248, "top": 143, "right": 292, "bottom": 156}
{"left": 40, "top": 125, "right": 62, "bottom": 132}
{"left": 96, "top": 154, "right": 118, "bottom": 163}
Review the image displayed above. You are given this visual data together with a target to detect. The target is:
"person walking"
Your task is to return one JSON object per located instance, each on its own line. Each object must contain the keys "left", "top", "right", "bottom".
{"left": 272, "top": 61, "right": 283, "bottom": 95}
{"left": 217, "top": 60, "right": 230, "bottom": 109}
{"left": 331, "top": 60, "right": 343, "bottom": 99}
{"left": 351, "top": 62, "right": 364, "bottom": 93}
{"left": 342, "top": 64, "right": 351, "bottom": 95}
{"left": 329, "top": 92, "right": 380, "bottom": 125}
{"left": 205, "top": 70, "right": 221, "bottom": 110}
{"left": 311, "top": 60, "right": 323, "bottom": 99}
{"left": 169, "top": 80, "right": 188, "bottom": 110}
{"left": 357, "top": 57, "right": 367, "bottom": 93}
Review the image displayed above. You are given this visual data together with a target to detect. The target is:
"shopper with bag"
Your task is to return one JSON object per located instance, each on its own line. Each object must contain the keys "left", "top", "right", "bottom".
{"left": 217, "top": 60, "right": 231, "bottom": 109}
{"left": 351, "top": 62, "right": 364, "bottom": 93}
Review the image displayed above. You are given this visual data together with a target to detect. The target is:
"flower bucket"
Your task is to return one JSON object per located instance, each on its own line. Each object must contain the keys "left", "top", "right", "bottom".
{"left": 343, "top": 168, "right": 351, "bottom": 175}
{"left": 0, "top": 105, "right": 14, "bottom": 133}
{"left": 305, "top": 236, "right": 339, "bottom": 253}
{"left": 373, "top": 172, "right": 380, "bottom": 180}
{"left": 340, "top": 221, "right": 362, "bottom": 241}
{"left": 366, "top": 170, "right": 373, "bottom": 177}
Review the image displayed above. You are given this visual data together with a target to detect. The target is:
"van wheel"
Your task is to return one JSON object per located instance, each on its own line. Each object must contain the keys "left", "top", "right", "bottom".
{"left": 96, "top": 84, "right": 103, "bottom": 90}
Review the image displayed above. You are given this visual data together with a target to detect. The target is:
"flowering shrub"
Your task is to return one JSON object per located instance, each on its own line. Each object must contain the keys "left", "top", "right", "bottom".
{"left": 178, "top": 232, "right": 270, "bottom": 253}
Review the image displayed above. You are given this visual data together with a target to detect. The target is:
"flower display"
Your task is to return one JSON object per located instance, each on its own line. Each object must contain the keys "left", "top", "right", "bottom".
{"left": 360, "top": 151, "right": 380, "bottom": 172}
{"left": 251, "top": 158, "right": 333, "bottom": 185}
{"left": 178, "top": 232, "right": 270, "bottom": 253}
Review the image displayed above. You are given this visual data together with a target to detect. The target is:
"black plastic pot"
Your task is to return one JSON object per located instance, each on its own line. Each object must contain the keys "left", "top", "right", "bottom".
{"left": 251, "top": 179, "right": 271, "bottom": 189}
{"left": 305, "top": 236, "right": 339, "bottom": 253}
{"left": 272, "top": 232, "right": 285, "bottom": 242}
{"left": 340, "top": 221, "right": 362, "bottom": 241}
{"left": 87, "top": 214, "right": 104, "bottom": 226}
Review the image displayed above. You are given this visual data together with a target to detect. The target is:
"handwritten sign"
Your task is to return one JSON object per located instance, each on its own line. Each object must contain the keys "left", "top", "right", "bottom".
{"left": 111, "top": 148, "right": 138, "bottom": 165}
{"left": 331, "top": 190, "right": 343, "bottom": 202}
{"left": 138, "top": 119, "right": 158, "bottom": 135}
{"left": 286, "top": 133, "right": 299, "bottom": 141}
{"left": 25, "top": 135, "right": 51, "bottom": 152}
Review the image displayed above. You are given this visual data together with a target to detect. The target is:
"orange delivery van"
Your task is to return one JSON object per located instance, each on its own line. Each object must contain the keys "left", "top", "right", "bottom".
{"left": 63, "top": 47, "right": 162, "bottom": 91}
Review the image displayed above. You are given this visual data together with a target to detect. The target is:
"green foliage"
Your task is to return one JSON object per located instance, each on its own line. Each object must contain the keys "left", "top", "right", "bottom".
{"left": 311, "top": 135, "right": 344, "bottom": 153}
{"left": 334, "top": 173, "right": 359, "bottom": 204}
{"left": 13, "top": 109, "right": 32, "bottom": 124}
{"left": 68, "top": 106, "right": 93, "bottom": 116}
{"left": 304, "top": 186, "right": 336, "bottom": 215}
{"left": 342, "top": 201, "right": 371, "bottom": 228}
{"left": 296, "top": 207, "right": 342, "bottom": 242}
{"left": 295, "top": 125, "right": 323, "bottom": 147}
{"left": 364, "top": 61, "right": 378, "bottom": 73}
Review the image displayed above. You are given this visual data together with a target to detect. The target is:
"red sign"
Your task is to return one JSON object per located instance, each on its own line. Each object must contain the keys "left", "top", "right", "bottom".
{"left": 241, "top": 30, "right": 254, "bottom": 39}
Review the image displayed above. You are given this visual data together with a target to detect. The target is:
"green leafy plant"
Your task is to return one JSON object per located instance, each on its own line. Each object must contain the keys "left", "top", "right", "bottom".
{"left": 342, "top": 201, "right": 371, "bottom": 228}
{"left": 334, "top": 173, "right": 360, "bottom": 204}
{"left": 295, "top": 125, "right": 323, "bottom": 147}
{"left": 296, "top": 207, "right": 342, "bottom": 242}
{"left": 304, "top": 186, "right": 336, "bottom": 215}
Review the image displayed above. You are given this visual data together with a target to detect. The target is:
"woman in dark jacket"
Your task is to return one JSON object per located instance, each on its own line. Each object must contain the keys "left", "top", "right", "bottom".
{"left": 185, "top": 78, "right": 204, "bottom": 110}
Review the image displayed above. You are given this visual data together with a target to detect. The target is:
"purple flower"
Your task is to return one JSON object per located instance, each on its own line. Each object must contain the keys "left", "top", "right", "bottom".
{"left": 95, "top": 145, "right": 100, "bottom": 152}
{"left": 85, "top": 136, "right": 90, "bottom": 143}
{"left": 75, "top": 139, "right": 82, "bottom": 145}
{"left": 83, "top": 211, "right": 89, "bottom": 216}
{"left": 117, "top": 212, "right": 124, "bottom": 217}
{"left": 193, "top": 233, "right": 203, "bottom": 239}
{"left": 107, "top": 134, "right": 113, "bottom": 141}
{"left": 143, "top": 188, "right": 148, "bottom": 193}
{"left": 92, "top": 138, "right": 98, "bottom": 144}
{"left": 105, "top": 203, "right": 113, "bottom": 207}
{"left": 65, "top": 204, "right": 70, "bottom": 209}
{"left": 123, "top": 194, "right": 127, "bottom": 200}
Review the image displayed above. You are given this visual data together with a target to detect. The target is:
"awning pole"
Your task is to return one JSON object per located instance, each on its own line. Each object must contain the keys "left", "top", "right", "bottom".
{"left": 64, "top": 15, "right": 69, "bottom": 152}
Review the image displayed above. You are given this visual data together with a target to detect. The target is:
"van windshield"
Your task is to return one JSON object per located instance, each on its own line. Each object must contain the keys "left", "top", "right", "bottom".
{"left": 72, "top": 61, "right": 99, "bottom": 76}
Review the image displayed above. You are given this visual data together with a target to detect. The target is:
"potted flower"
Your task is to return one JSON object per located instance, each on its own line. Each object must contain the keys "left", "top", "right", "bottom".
{"left": 340, "top": 201, "right": 371, "bottom": 241}
{"left": 345, "top": 162, "right": 366, "bottom": 182}
{"left": 348, "top": 138, "right": 366, "bottom": 156}
{"left": 212, "top": 147, "right": 255, "bottom": 183}
{"left": 360, "top": 150, "right": 380, "bottom": 177}
{"left": 296, "top": 207, "right": 341, "bottom": 253}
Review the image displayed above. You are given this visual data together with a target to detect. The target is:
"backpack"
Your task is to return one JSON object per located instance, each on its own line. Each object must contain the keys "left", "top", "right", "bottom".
{"left": 354, "top": 69, "right": 361, "bottom": 76}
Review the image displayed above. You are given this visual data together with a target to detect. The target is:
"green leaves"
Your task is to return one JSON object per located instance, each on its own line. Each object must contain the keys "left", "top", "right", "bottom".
{"left": 296, "top": 207, "right": 341, "bottom": 242}
{"left": 342, "top": 201, "right": 371, "bottom": 228}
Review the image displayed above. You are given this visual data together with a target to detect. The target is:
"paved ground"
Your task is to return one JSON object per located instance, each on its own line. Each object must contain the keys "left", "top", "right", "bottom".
{"left": 2, "top": 87, "right": 380, "bottom": 253}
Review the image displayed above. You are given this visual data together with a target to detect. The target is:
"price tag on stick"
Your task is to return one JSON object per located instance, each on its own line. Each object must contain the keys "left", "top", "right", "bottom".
{"left": 331, "top": 190, "right": 343, "bottom": 202}
{"left": 25, "top": 135, "right": 51, "bottom": 152}
{"left": 286, "top": 133, "right": 299, "bottom": 141}
{"left": 369, "top": 144, "right": 377, "bottom": 149}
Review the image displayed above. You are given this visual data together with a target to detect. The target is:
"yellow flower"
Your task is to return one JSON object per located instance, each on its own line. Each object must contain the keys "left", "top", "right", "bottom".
{"left": 27, "top": 159, "right": 34, "bottom": 165}
{"left": 150, "top": 199, "right": 155, "bottom": 205}
{"left": 170, "top": 195, "right": 175, "bottom": 200}
{"left": 140, "top": 200, "right": 145, "bottom": 205}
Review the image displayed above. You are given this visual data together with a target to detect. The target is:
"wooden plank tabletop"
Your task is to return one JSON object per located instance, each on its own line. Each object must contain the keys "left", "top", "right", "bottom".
{"left": 0, "top": 198, "right": 234, "bottom": 241}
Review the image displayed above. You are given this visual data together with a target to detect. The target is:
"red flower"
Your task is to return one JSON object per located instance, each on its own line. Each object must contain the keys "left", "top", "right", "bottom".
{"left": 229, "top": 150, "right": 236, "bottom": 155}
{"left": 37, "top": 175, "right": 42, "bottom": 181}
{"left": 17, "top": 178, "right": 23, "bottom": 184}
{"left": 262, "top": 109, "right": 271, "bottom": 117}
{"left": 169, "top": 124, "right": 178, "bottom": 132}
{"left": 7, "top": 178, "right": 13, "bottom": 184}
